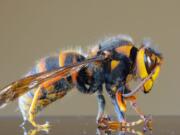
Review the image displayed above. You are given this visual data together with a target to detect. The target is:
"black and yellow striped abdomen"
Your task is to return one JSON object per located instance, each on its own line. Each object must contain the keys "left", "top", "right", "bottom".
{"left": 18, "top": 51, "right": 85, "bottom": 120}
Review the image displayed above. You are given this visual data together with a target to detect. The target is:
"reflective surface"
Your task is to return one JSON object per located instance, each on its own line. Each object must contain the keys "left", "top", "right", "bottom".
{"left": 0, "top": 116, "right": 179, "bottom": 135}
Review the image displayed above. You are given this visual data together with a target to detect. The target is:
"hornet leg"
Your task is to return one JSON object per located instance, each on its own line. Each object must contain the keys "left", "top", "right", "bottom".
{"left": 129, "top": 97, "right": 152, "bottom": 130}
{"left": 102, "top": 84, "right": 126, "bottom": 130}
{"left": 112, "top": 96, "right": 126, "bottom": 122}
{"left": 28, "top": 86, "right": 49, "bottom": 129}
{"left": 98, "top": 94, "right": 126, "bottom": 130}
{"left": 96, "top": 90, "right": 106, "bottom": 123}
{"left": 129, "top": 96, "right": 145, "bottom": 120}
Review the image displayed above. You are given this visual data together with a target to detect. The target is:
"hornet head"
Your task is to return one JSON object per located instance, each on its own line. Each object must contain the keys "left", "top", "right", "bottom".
{"left": 136, "top": 40, "right": 163, "bottom": 94}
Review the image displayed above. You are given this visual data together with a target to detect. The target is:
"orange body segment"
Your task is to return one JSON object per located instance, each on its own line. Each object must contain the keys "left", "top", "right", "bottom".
{"left": 116, "top": 91, "right": 127, "bottom": 112}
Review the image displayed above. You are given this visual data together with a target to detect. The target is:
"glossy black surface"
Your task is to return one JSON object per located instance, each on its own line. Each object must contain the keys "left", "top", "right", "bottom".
{"left": 0, "top": 116, "right": 179, "bottom": 135}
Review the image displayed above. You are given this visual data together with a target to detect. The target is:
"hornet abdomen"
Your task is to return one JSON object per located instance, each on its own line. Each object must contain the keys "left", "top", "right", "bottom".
{"left": 18, "top": 51, "right": 85, "bottom": 120}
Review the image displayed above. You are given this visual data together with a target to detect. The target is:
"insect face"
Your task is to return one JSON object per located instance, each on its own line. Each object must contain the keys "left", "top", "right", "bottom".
{"left": 136, "top": 47, "right": 163, "bottom": 93}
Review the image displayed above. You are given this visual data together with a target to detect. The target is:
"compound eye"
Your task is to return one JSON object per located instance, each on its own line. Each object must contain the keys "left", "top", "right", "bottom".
{"left": 145, "top": 51, "right": 156, "bottom": 74}
{"left": 147, "top": 56, "right": 152, "bottom": 67}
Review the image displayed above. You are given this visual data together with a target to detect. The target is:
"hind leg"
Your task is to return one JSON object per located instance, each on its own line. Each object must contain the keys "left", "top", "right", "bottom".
{"left": 28, "top": 85, "right": 67, "bottom": 129}
{"left": 28, "top": 86, "right": 49, "bottom": 129}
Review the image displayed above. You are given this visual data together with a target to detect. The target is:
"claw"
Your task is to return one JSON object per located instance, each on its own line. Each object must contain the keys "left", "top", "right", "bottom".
{"left": 97, "top": 115, "right": 112, "bottom": 129}
{"left": 143, "top": 115, "right": 153, "bottom": 131}
{"left": 97, "top": 118, "right": 108, "bottom": 129}
{"left": 36, "top": 121, "right": 50, "bottom": 130}
{"left": 27, "top": 128, "right": 49, "bottom": 135}
{"left": 98, "top": 119, "right": 126, "bottom": 131}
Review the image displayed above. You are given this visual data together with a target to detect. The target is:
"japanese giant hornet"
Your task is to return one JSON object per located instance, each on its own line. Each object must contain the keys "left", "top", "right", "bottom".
{"left": 0, "top": 35, "right": 163, "bottom": 130}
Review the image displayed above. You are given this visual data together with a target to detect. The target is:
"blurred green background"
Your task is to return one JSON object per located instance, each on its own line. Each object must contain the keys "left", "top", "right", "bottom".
{"left": 0, "top": 0, "right": 179, "bottom": 117}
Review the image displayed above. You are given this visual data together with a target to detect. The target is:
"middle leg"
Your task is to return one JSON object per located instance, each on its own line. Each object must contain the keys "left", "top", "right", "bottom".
{"left": 96, "top": 90, "right": 106, "bottom": 123}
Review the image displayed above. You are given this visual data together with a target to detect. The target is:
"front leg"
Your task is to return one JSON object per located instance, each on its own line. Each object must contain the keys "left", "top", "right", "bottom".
{"left": 129, "top": 96, "right": 145, "bottom": 119}
{"left": 129, "top": 97, "right": 152, "bottom": 130}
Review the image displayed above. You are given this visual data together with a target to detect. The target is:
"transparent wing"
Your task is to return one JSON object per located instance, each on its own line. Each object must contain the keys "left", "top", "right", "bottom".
{"left": 0, "top": 56, "right": 105, "bottom": 106}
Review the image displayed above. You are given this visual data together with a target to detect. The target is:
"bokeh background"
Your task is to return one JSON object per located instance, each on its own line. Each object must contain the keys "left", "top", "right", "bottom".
{"left": 0, "top": 0, "right": 179, "bottom": 117}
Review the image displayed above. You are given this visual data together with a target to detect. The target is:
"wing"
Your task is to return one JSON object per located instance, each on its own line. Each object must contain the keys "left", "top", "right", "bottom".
{"left": 0, "top": 56, "right": 105, "bottom": 107}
